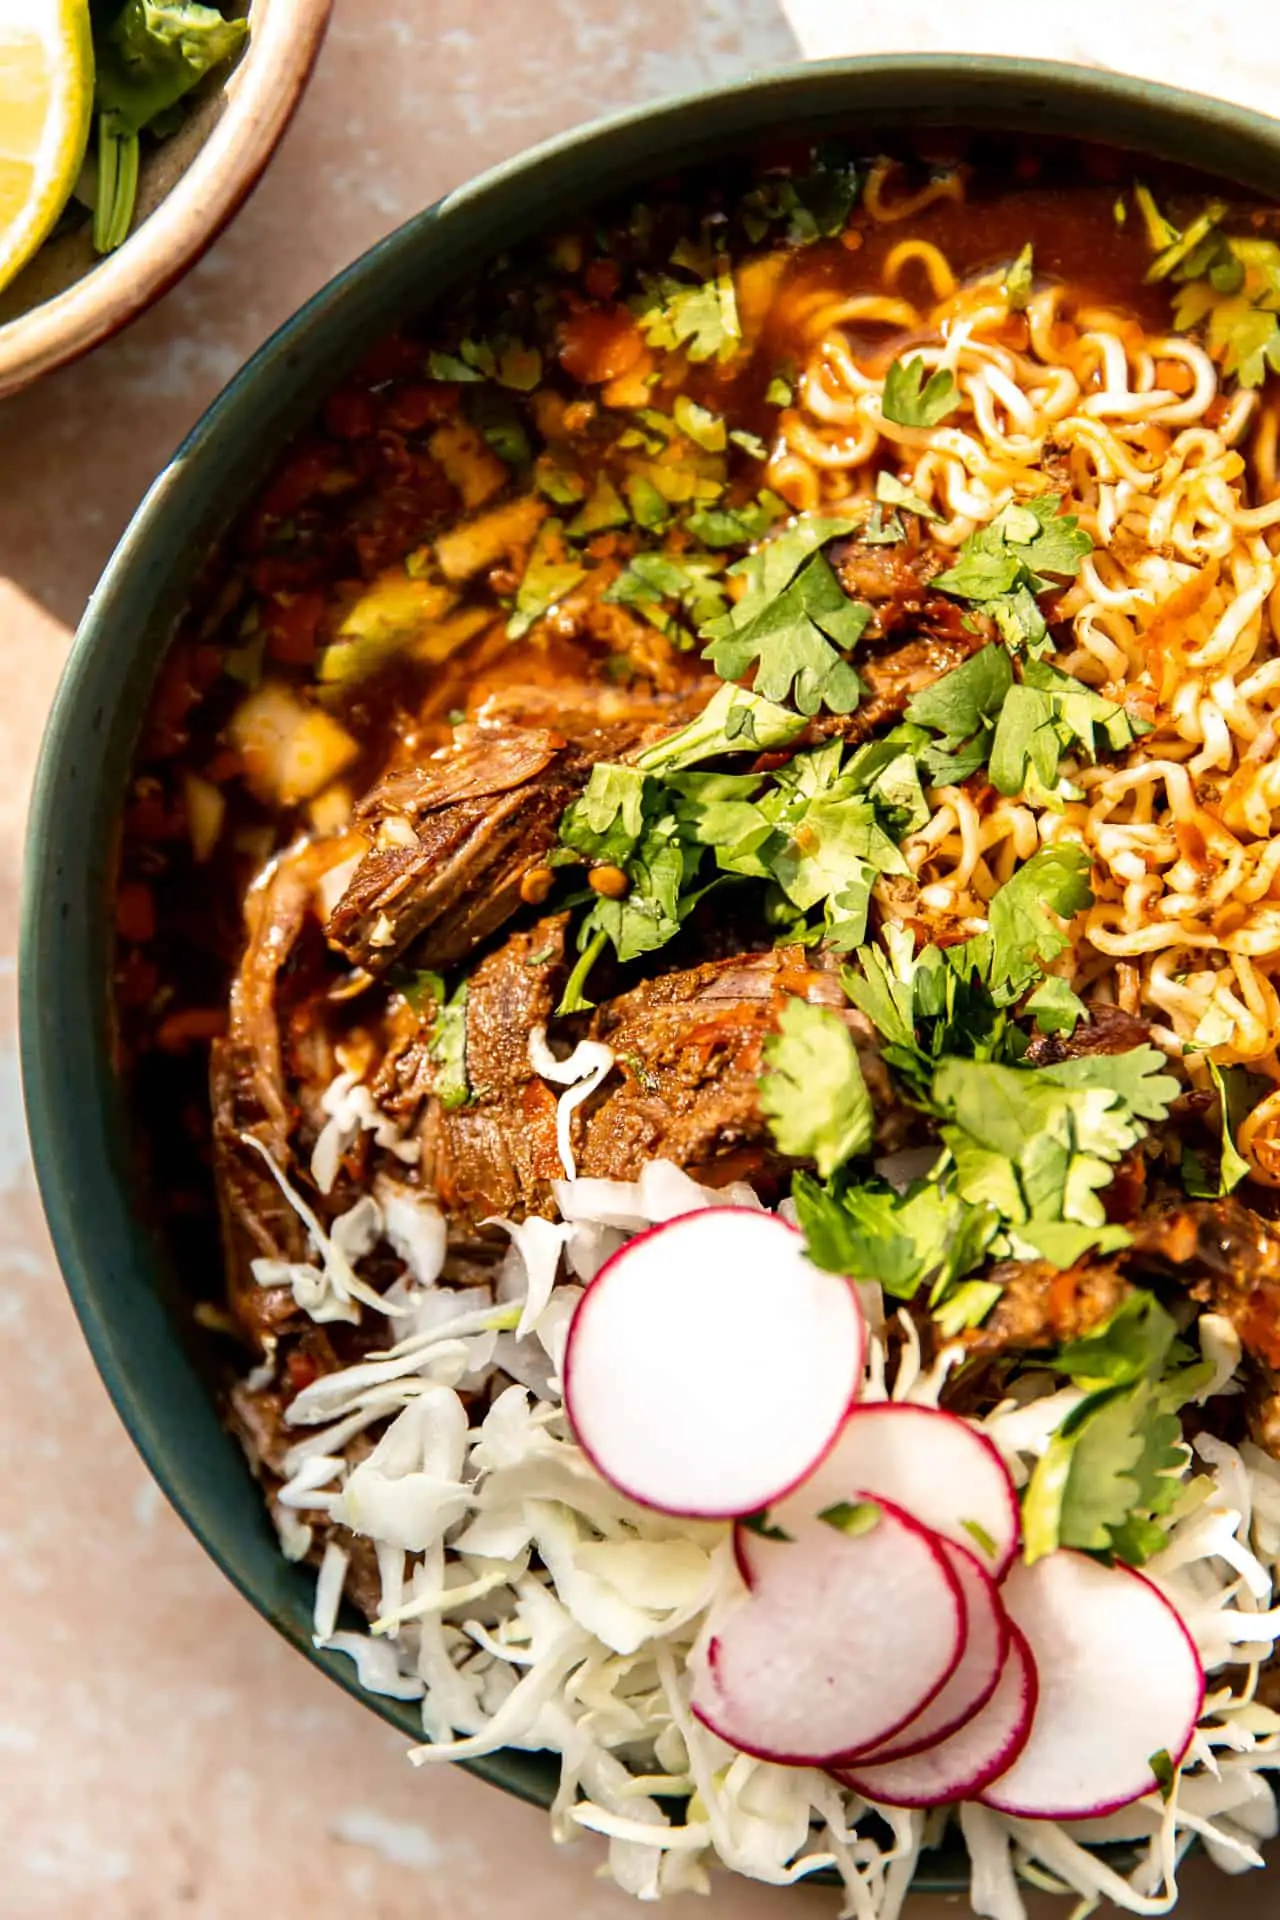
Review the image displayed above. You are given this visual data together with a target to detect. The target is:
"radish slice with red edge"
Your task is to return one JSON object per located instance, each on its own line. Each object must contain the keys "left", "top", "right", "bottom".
{"left": 980, "top": 1551, "right": 1204, "bottom": 1821}
{"left": 837, "top": 1540, "right": 1010, "bottom": 1765}
{"left": 691, "top": 1493, "right": 965, "bottom": 1765}
{"left": 763, "top": 1403, "right": 1020, "bottom": 1579}
{"left": 833, "top": 1625, "right": 1037, "bottom": 1809}
{"left": 563, "top": 1208, "right": 864, "bottom": 1518}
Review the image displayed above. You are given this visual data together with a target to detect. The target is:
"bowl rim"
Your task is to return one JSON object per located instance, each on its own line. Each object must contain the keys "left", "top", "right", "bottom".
{"left": 21, "top": 49, "right": 1280, "bottom": 1882}
{"left": 0, "top": 0, "right": 333, "bottom": 400}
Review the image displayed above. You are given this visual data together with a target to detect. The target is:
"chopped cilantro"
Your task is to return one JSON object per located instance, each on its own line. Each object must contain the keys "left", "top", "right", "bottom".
{"left": 932, "top": 496, "right": 1092, "bottom": 657}
{"left": 700, "top": 516, "right": 869, "bottom": 715}
{"left": 1003, "top": 243, "right": 1035, "bottom": 311}
{"left": 1143, "top": 196, "right": 1280, "bottom": 386}
{"left": 761, "top": 999, "right": 874, "bottom": 1178}
{"left": 1209, "top": 1060, "right": 1257, "bottom": 1195}
{"left": 741, "top": 152, "right": 861, "bottom": 245}
{"left": 988, "top": 659, "right": 1147, "bottom": 800}
{"left": 566, "top": 473, "right": 628, "bottom": 538}
{"left": 1053, "top": 1291, "right": 1178, "bottom": 1390}
{"left": 935, "top": 495, "right": 1092, "bottom": 598}
{"left": 1024, "top": 976, "right": 1087, "bottom": 1036}
{"left": 634, "top": 681, "right": 804, "bottom": 772}
{"left": 876, "top": 470, "right": 940, "bottom": 521}
{"left": 904, "top": 644, "right": 1013, "bottom": 782}
{"left": 931, "top": 1045, "right": 1177, "bottom": 1255}
{"left": 1024, "top": 1293, "right": 1207, "bottom": 1566}
{"left": 624, "top": 473, "right": 670, "bottom": 529}
{"left": 507, "top": 520, "right": 586, "bottom": 639}
{"left": 685, "top": 490, "right": 786, "bottom": 549}
{"left": 428, "top": 349, "right": 485, "bottom": 383}
{"left": 949, "top": 842, "right": 1094, "bottom": 1002}
{"left": 673, "top": 394, "right": 726, "bottom": 451}
{"left": 606, "top": 549, "right": 728, "bottom": 638}
{"left": 961, "top": 1518, "right": 999, "bottom": 1560}
{"left": 793, "top": 1168, "right": 997, "bottom": 1302}
{"left": 411, "top": 976, "right": 470, "bottom": 1110}
{"left": 818, "top": 1499, "right": 882, "bottom": 1537}
{"left": 932, "top": 1278, "right": 1004, "bottom": 1337}
{"left": 882, "top": 356, "right": 960, "bottom": 429}
{"left": 740, "top": 1509, "right": 792, "bottom": 1543}
{"left": 730, "top": 427, "right": 770, "bottom": 460}
{"left": 636, "top": 264, "right": 742, "bottom": 364}
{"left": 1149, "top": 1750, "right": 1177, "bottom": 1802}
{"left": 1022, "top": 1374, "right": 1188, "bottom": 1565}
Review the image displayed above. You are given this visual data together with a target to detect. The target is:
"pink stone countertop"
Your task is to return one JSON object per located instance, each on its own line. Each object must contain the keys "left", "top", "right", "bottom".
{"left": 3, "top": 4, "right": 1279, "bottom": 1914}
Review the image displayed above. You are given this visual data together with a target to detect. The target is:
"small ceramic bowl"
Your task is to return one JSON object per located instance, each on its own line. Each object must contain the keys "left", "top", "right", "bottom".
{"left": 22, "top": 54, "right": 1280, "bottom": 1891}
{"left": 0, "top": 0, "right": 331, "bottom": 399}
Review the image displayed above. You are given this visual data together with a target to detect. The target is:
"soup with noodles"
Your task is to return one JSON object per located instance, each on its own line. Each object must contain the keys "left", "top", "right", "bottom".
{"left": 116, "top": 137, "right": 1280, "bottom": 1915}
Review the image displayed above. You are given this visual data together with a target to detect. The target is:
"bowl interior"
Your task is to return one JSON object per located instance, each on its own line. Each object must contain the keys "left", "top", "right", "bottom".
{"left": 22, "top": 54, "right": 1280, "bottom": 1885}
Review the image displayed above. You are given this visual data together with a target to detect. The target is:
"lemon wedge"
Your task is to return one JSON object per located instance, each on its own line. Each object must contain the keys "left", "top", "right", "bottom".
{"left": 0, "top": 0, "right": 93, "bottom": 295}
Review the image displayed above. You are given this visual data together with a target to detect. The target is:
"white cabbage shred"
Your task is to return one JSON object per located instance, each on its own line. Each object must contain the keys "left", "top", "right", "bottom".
{"left": 260, "top": 1105, "right": 1280, "bottom": 1914}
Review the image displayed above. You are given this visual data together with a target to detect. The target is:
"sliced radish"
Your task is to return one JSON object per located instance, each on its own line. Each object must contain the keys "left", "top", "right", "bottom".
{"left": 691, "top": 1494, "right": 964, "bottom": 1765}
{"left": 980, "top": 1551, "right": 1205, "bottom": 1821}
{"left": 833, "top": 1624, "right": 1037, "bottom": 1809}
{"left": 563, "top": 1208, "right": 864, "bottom": 1518}
{"left": 763, "top": 1403, "right": 1020, "bottom": 1579}
{"left": 841, "top": 1541, "right": 1010, "bottom": 1764}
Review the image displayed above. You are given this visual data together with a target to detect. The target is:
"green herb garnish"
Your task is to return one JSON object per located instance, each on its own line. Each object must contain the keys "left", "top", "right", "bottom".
{"left": 761, "top": 999, "right": 874, "bottom": 1178}
{"left": 94, "top": 0, "right": 248, "bottom": 253}
{"left": 881, "top": 356, "right": 960, "bottom": 429}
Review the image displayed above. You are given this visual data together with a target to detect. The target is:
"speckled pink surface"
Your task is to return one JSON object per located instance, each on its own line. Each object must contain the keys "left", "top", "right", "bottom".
{"left": 1, "top": 3, "right": 1278, "bottom": 1914}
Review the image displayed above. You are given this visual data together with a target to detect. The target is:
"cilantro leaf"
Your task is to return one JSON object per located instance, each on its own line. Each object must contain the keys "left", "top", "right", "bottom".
{"left": 1210, "top": 1060, "right": 1256, "bottom": 1195}
{"left": 673, "top": 394, "right": 726, "bottom": 450}
{"left": 933, "top": 497, "right": 1092, "bottom": 599}
{"left": 1003, "top": 243, "right": 1034, "bottom": 311}
{"left": 636, "top": 264, "right": 742, "bottom": 363}
{"left": 564, "top": 472, "right": 626, "bottom": 536}
{"left": 1153, "top": 208, "right": 1280, "bottom": 388}
{"left": 507, "top": 520, "right": 586, "bottom": 639}
{"left": 1023, "top": 1351, "right": 1199, "bottom": 1568}
{"left": 1053, "top": 1291, "right": 1178, "bottom": 1389}
{"left": 1024, "top": 977, "right": 1086, "bottom": 1036}
{"left": 818, "top": 1499, "right": 882, "bottom": 1537}
{"left": 793, "top": 1168, "right": 997, "bottom": 1301}
{"left": 904, "top": 645, "right": 1012, "bottom": 781}
{"left": 567, "top": 763, "right": 647, "bottom": 844}
{"left": 685, "top": 491, "right": 786, "bottom": 549}
{"left": 876, "top": 470, "right": 940, "bottom": 521}
{"left": 987, "top": 659, "right": 1149, "bottom": 800}
{"left": 414, "top": 977, "right": 469, "bottom": 1110}
{"left": 882, "top": 356, "right": 960, "bottom": 428}
{"left": 741, "top": 152, "right": 862, "bottom": 245}
{"left": 951, "top": 843, "right": 1093, "bottom": 1001}
{"left": 1035, "top": 1045, "right": 1181, "bottom": 1123}
{"left": 701, "top": 518, "right": 870, "bottom": 716}
{"left": 606, "top": 549, "right": 728, "bottom": 636}
{"left": 577, "top": 812, "right": 703, "bottom": 968}
{"left": 635, "top": 681, "right": 805, "bottom": 773}
{"left": 932, "top": 1044, "right": 1176, "bottom": 1243}
{"left": 94, "top": 0, "right": 248, "bottom": 252}
{"left": 931, "top": 496, "right": 1092, "bottom": 657}
{"left": 761, "top": 1000, "right": 873, "bottom": 1177}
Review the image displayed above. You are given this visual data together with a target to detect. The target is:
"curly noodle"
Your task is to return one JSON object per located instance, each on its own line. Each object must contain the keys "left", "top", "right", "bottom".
{"left": 767, "top": 240, "right": 1280, "bottom": 1178}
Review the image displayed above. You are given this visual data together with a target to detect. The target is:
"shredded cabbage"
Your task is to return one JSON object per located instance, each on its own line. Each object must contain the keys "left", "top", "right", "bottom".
{"left": 261, "top": 1159, "right": 1280, "bottom": 1913}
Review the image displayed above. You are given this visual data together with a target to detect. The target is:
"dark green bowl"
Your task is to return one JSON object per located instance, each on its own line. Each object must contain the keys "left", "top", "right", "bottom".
{"left": 22, "top": 54, "right": 1280, "bottom": 1891}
